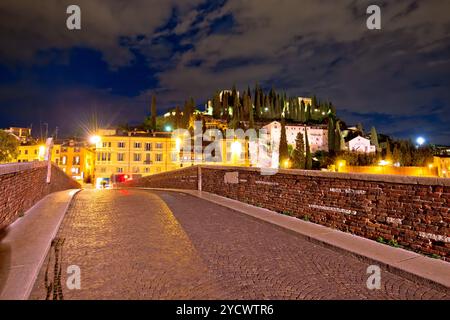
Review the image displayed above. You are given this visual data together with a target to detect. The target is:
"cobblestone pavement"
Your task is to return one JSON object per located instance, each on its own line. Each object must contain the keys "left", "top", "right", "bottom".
{"left": 30, "top": 189, "right": 449, "bottom": 300}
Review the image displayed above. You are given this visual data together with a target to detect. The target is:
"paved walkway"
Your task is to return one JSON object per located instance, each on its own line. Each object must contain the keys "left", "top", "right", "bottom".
{"left": 30, "top": 189, "right": 449, "bottom": 299}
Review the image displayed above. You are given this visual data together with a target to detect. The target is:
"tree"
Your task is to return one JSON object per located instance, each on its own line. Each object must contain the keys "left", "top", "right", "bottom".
{"left": 174, "top": 106, "right": 182, "bottom": 129}
{"left": 305, "top": 128, "right": 313, "bottom": 169}
{"left": 370, "top": 127, "right": 379, "bottom": 151}
{"left": 300, "top": 100, "right": 306, "bottom": 123}
{"left": 212, "top": 91, "right": 221, "bottom": 119}
{"left": 292, "top": 131, "right": 306, "bottom": 169}
{"left": 392, "top": 143, "right": 401, "bottom": 164}
{"left": 327, "top": 117, "right": 336, "bottom": 153}
{"left": 385, "top": 140, "right": 392, "bottom": 161}
{"left": 254, "top": 83, "right": 261, "bottom": 120}
{"left": 279, "top": 118, "right": 289, "bottom": 167}
{"left": 151, "top": 95, "right": 157, "bottom": 130}
{"left": 0, "top": 130, "right": 19, "bottom": 163}
{"left": 182, "top": 98, "right": 195, "bottom": 129}
{"left": 356, "top": 123, "right": 364, "bottom": 134}
{"left": 334, "top": 121, "right": 343, "bottom": 151}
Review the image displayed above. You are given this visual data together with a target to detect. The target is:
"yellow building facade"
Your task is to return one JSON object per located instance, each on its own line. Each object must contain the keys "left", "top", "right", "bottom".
{"left": 92, "top": 132, "right": 179, "bottom": 187}
{"left": 59, "top": 144, "right": 95, "bottom": 182}
{"left": 15, "top": 144, "right": 61, "bottom": 164}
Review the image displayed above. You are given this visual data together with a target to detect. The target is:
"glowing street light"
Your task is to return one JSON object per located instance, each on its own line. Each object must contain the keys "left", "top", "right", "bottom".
{"left": 231, "top": 140, "right": 242, "bottom": 154}
{"left": 165, "top": 125, "right": 172, "bottom": 132}
{"left": 89, "top": 135, "right": 101, "bottom": 145}
{"left": 379, "top": 160, "right": 390, "bottom": 166}
{"left": 416, "top": 137, "right": 425, "bottom": 146}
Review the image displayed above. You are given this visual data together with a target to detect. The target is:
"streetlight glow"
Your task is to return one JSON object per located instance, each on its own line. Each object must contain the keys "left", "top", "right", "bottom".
{"left": 89, "top": 135, "right": 101, "bottom": 145}
{"left": 416, "top": 137, "right": 425, "bottom": 146}
{"left": 165, "top": 125, "right": 172, "bottom": 132}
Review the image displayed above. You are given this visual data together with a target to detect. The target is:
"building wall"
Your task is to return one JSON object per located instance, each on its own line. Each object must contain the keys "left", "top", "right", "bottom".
{"left": 347, "top": 136, "right": 376, "bottom": 153}
{"left": 0, "top": 162, "right": 80, "bottom": 230}
{"left": 263, "top": 121, "right": 329, "bottom": 152}
{"left": 59, "top": 146, "right": 95, "bottom": 182}
{"left": 93, "top": 135, "right": 179, "bottom": 183}
{"left": 122, "top": 165, "right": 450, "bottom": 260}
{"left": 15, "top": 144, "right": 61, "bottom": 164}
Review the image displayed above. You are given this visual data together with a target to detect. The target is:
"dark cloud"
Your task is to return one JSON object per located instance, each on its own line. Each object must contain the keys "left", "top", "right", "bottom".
{"left": 0, "top": 0, "right": 449, "bottom": 143}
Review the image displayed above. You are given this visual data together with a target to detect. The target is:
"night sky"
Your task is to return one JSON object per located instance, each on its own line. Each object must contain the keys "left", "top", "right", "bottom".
{"left": 0, "top": 0, "right": 449, "bottom": 144}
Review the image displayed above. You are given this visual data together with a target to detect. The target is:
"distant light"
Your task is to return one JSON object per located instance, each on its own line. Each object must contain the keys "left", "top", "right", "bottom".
{"left": 394, "top": 162, "right": 400, "bottom": 167}
{"left": 428, "top": 164, "right": 433, "bottom": 169}
{"left": 264, "top": 107, "right": 269, "bottom": 112}
{"left": 416, "top": 137, "right": 425, "bottom": 146}
{"left": 89, "top": 135, "right": 101, "bottom": 145}
{"left": 231, "top": 141, "right": 242, "bottom": 154}
{"left": 38, "top": 145, "right": 46, "bottom": 158}
{"left": 379, "top": 160, "right": 390, "bottom": 166}
{"left": 165, "top": 125, "right": 172, "bottom": 132}
{"left": 283, "top": 159, "right": 290, "bottom": 168}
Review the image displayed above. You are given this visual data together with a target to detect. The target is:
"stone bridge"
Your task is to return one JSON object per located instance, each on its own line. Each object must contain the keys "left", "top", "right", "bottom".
{"left": 0, "top": 163, "right": 449, "bottom": 299}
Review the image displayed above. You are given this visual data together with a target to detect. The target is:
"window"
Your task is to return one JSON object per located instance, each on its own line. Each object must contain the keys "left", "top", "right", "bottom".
{"left": 25, "top": 150, "right": 28, "bottom": 155}
{"left": 34, "top": 149, "right": 37, "bottom": 155}
{"left": 156, "top": 154, "right": 163, "bottom": 162}
{"left": 133, "top": 153, "right": 141, "bottom": 162}
{"left": 145, "top": 143, "right": 152, "bottom": 151}
{"left": 156, "top": 143, "right": 163, "bottom": 149}
{"left": 117, "top": 167, "right": 124, "bottom": 173}
{"left": 144, "top": 167, "right": 150, "bottom": 173}
{"left": 117, "top": 153, "right": 125, "bottom": 161}
{"left": 145, "top": 153, "right": 151, "bottom": 163}
{"left": 118, "top": 142, "right": 125, "bottom": 148}
{"left": 99, "top": 152, "right": 111, "bottom": 161}
{"left": 73, "top": 156, "right": 80, "bottom": 165}
{"left": 62, "top": 156, "right": 67, "bottom": 165}
{"left": 134, "top": 142, "right": 142, "bottom": 149}
{"left": 102, "top": 142, "right": 111, "bottom": 148}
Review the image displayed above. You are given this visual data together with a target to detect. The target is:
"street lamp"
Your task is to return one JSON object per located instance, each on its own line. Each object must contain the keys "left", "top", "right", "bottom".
{"left": 165, "top": 125, "right": 172, "bottom": 132}
{"left": 416, "top": 137, "right": 425, "bottom": 146}
{"left": 89, "top": 135, "right": 101, "bottom": 145}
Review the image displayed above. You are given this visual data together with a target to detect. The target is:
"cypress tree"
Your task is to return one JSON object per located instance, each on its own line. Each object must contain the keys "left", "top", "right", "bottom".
{"left": 248, "top": 96, "right": 255, "bottom": 129}
{"left": 328, "top": 117, "right": 336, "bottom": 153}
{"left": 300, "top": 100, "right": 305, "bottom": 123}
{"left": 305, "top": 128, "right": 312, "bottom": 169}
{"left": 279, "top": 118, "right": 289, "bottom": 167}
{"left": 292, "top": 131, "right": 306, "bottom": 169}
{"left": 370, "top": 127, "right": 380, "bottom": 152}
{"left": 174, "top": 105, "right": 181, "bottom": 129}
{"left": 385, "top": 140, "right": 392, "bottom": 161}
{"left": 255, "top": 84, "right": 261, "bottom": 120}
{"left": 334, "top": 121, "right": 342, "bottom": 151}
{"left": 212, "top": 91, "right": 221, "bottom": 119}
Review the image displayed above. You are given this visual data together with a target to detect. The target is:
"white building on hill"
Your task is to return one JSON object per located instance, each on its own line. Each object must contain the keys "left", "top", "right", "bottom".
{"left": 262, "top": 121, "right": 329, "bottom": 153}
{"left": 346, "top": 136, "right": 376, "bottom": 153}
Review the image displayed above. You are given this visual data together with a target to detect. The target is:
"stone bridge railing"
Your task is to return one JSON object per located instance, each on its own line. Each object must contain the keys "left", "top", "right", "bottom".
{"left": 120, "top": 165, "right": 450, "bottom": 261}
{"left": 0, "top": 161, "right": 80, "bottom": 230}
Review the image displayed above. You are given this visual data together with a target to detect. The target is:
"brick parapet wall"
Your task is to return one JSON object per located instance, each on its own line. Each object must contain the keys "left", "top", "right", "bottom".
{"left": 201, "top": 166, "right": 450, "bottom": 261}
{"left": 121, "top": 165, "right": 198, "bottom": 190}
{"left": 0, "top": 162, "right": 80, "bottom": 230}
{"left": 121, "top": 165, "right": 450, "bottom": 260}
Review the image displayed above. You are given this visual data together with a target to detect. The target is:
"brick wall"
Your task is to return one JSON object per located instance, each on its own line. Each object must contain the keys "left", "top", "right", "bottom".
{"left": 201, "top": 166, "right": 449, "bottom": 261}
{"left": 122, "top": 165, "right": 198, "bottom": 190}
{"left": 0, "top": 162, "right": 80, "bottom": 230}
{"left": 121, "top": 164, "right": 450, "bottom": 260}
